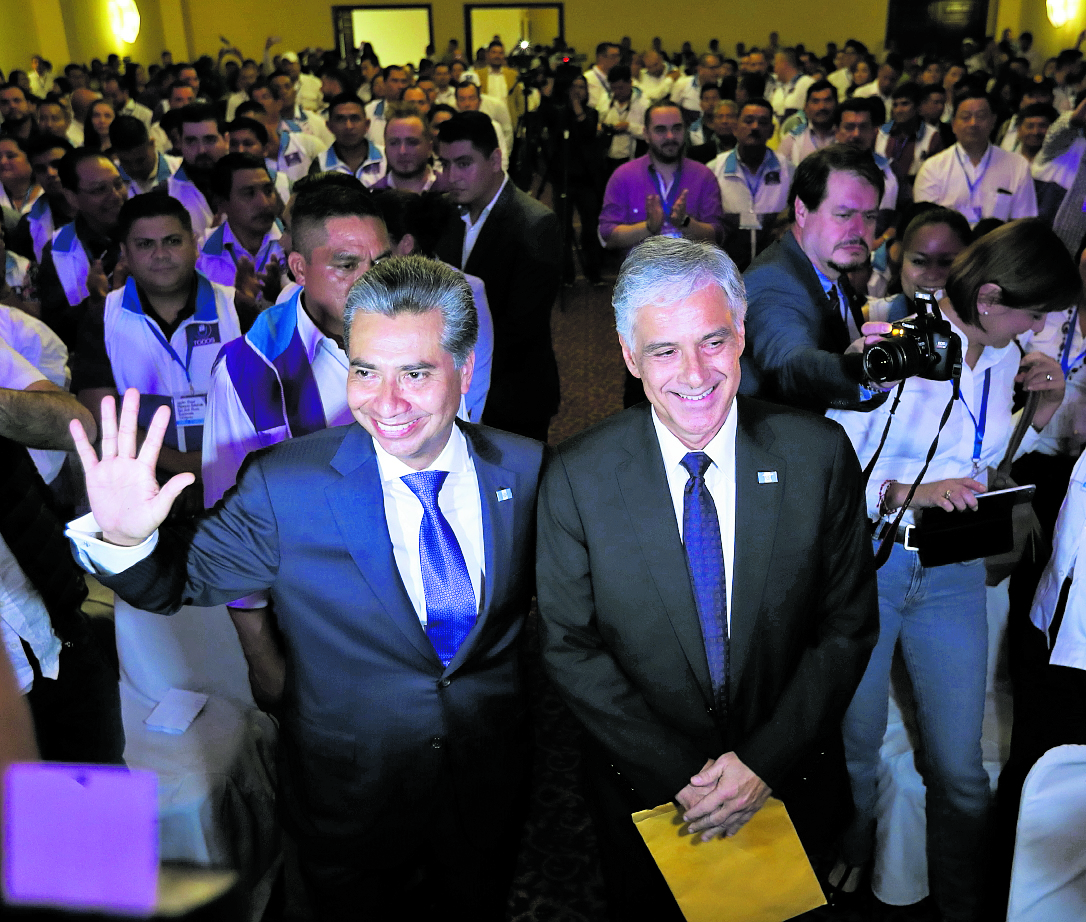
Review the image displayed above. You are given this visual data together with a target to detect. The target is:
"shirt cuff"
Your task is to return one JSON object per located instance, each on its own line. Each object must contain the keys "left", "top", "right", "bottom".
{"left": 66, "top": 512, "right": 159, "bottom": 575}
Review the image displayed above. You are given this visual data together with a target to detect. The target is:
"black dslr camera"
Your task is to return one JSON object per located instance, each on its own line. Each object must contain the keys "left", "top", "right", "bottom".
{"left": 862, "top": 290, "right": 963, "bottom": 384}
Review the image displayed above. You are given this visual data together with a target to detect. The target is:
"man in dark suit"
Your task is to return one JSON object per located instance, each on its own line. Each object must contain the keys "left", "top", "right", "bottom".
{"left": 536, "top": 236, "right": 879, "bottom": 921}
{"left": 434, "top": 111, "right": 561, "bottom": 442}
{"left": 67, "top": 256, "right": 544, "bottom": 920}
{"left": 740, "top": 143, "right": 887, "bottom": 413}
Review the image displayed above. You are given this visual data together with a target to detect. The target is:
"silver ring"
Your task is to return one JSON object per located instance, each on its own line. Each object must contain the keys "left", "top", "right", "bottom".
{"left": 944, "top": 490, "right": 952, "bottom": 500}
{"left": 1046, "top": 374, "right": 1053, "bottom": 381}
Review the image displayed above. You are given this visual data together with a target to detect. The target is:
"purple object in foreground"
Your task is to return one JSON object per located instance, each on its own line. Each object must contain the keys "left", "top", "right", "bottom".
{"left": 3, "top": 763, "right": 158, "bottom": 914}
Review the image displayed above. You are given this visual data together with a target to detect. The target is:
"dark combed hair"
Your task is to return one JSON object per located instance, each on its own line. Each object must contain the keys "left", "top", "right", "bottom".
{"left": 210, "top": 151, "right": 269, "bottom": 201}
{"left": 178, "top": 102, "right": 224, "bottom": 132}
{"left": 109, "top": 114, "right": 150, "bottom": 151}
{"left": 26, "top": 134, "right": 74, "bottom": 160}
{"left": 946, "top": 218, "right": 1082, "bottom": 326}
{"left": 290, "top": 174, "right": 383, "bottom": 258}
{"left": 436, "top": 110, "right": 498, "bottom": 157}
{"left": 788, "top": 143, "right": 885, "bottom": 221}
{"left": 117, "top": 190, "right": 194, "bottom": 242}
{"left": 805, "top": 78, "right": 838, "bottom": 104}
{"left": 326, "top": 92, "right": 366, "bottom": 118}
{"left": 226, "top": 116, "right": 268, "bottom": 145}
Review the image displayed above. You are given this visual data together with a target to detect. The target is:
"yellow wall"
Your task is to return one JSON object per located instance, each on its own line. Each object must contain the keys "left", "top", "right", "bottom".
{"left": 3, "top": 0, "right": 1083, "bottom": 76}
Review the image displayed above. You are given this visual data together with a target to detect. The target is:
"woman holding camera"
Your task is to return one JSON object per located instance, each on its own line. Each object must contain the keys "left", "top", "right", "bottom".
{"left": 826, "top": 218, "right": 1082, "bottom": 922}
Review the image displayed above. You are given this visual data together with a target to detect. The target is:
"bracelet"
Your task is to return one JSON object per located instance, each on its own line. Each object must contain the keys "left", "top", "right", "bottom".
{"left": 877, "top": 479, "right": 894, "bottom": 515}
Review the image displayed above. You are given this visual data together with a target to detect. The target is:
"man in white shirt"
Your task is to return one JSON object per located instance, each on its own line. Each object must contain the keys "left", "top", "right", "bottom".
{"left": 278, "top": 50, "right": 323, "bottom": 113}
{"left": 100, "top": 74, "right": 153, "bottom": 128}
{"left": 914, "top": 90, "right": 1038, "bottom": 225}
{"left": 778, "top": 80, "right": 839, "bottom": 166}
{"left": 597, "top": 66, "right": 646, "bottom": 171}
{"left": 455, "top": 83, "right": 510, "bottom": 171}
{"left": 167, "top": 104, "right": 230, "bottom": 240}
{"left": 371, "top": 108, "right": 446, "bottom": 192}
{"left": 309, "top": 94, "right": 387, "bottom": 187}
{"left": 637, "top": 50, "right": 677, "bottom": 105}
{"left": 269, "top": 71, "right": 334, "bottom": 147}
{"left": 67, "top": 252, "right": 544, "bottom": 920}
{"left": 432, "top": 63, "right": 457, "bottom": 107}
{"left": 853, "top": 57, "right": 904, "bottom": 118}
{"left": 536, "top": 234, "right": 879, "bottom": 922}
{"left": 829, "top": 40, "right": 866, "bottom": 97}
{"left": 366, "top": 64, "right": 409, "bottom": 145}
{"left": 585, "top": 42, "right": 621, "bottom": 109}
{"left": 197, "top": 152, "right": 285, "bottom": 304}
{"left": 110, "top": 116, "right": 180, "bottom": 198}
{"left": 1, "top": 319, "right": 124, "bottom": 765}
{"left": 671, "top": 53, "right": 723, "bottom": 122}
{"left": 770, "top": 48, "right": 814, "bottom": 122}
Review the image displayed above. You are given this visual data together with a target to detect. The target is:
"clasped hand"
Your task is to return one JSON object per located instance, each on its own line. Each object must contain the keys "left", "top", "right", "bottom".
{"left": 70, "top": 389, "right": 195, "bottom": 547}
{"left": 674, "top": 752, "right": 771, "bottom": 841}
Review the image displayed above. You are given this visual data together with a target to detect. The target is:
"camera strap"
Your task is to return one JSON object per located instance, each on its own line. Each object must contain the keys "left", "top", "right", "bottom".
{"left": 872, "top": 386, "right": 959, "bottom": 570}
{"left": 861, "top": 382, "right": 906, "bottom": 488}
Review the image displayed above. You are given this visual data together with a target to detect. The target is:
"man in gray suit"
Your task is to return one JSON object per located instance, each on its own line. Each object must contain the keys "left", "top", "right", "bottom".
{"left": 68, "top": 256, "right": 544, "bottom": 920}
{"left": 537, "top": 237, "right": 878, "bottom": 920}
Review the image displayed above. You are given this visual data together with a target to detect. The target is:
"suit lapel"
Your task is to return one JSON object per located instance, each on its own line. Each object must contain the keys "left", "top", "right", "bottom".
{"left": 464, "top": 181, "right": 515, "bottom": 278}
{"left": 729, "top": 402, "right": 785, "bottom": 689}
{"left": 782, "top": 232, "right": 851, "bottom": 352}
{"left": 445, "top": 424, "right": 519, "bottom": 672}
{"left": 616, "top": 408, "right": 714, "bottom": 703}
{"left": 326, "top": 426, "right": 438, "bottom": 665}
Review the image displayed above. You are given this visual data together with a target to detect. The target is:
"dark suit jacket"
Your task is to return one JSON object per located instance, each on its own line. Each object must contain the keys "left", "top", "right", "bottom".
{"left": 98, "top": 421, "right": 544, "bottom": 846}
{"left": 435, "top": 181, "right": 561, "bottom": 431}
{"left": 536, "top": 399, "right": 879, "bottom": 850}
{"left": 741, "top": 229, "right": 874, "bottom": 413}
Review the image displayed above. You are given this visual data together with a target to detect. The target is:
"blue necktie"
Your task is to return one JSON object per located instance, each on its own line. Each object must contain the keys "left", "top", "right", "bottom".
{"left": 680, "top": 452, "right": 729, "bottom": 723}
{"left": 401, "top": 470, "right": 477, "bottom": 667}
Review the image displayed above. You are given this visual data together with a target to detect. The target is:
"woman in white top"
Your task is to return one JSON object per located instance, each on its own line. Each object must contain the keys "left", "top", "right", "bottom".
{"left": 828, "top": 218, "right": 1081, "bottom": 922}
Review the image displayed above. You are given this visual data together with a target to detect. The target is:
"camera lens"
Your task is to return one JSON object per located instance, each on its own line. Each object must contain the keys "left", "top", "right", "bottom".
{"left": 863, "top": 338, "right": 925, "bottom": 383}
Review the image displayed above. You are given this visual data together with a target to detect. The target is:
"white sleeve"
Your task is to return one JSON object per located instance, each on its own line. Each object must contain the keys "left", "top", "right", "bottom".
{"left": 66, "top": 512, "right": 159, "bottom": 574}
{"left": 0, "top": 307, "right": 68, "bottom": 389}
{"left": 1010, "top": 159, "right": 1039, "bottom": 218}
{"left": 201, "top": 357, "right": 264, "bottom": 508}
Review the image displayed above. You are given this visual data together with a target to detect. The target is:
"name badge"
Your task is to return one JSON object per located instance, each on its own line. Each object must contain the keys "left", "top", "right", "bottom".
{"left": 740, "top": 209, "right": 763, "bottom": 230}
{"left": 174, "top": 394, "right": 207, "bottom": 427}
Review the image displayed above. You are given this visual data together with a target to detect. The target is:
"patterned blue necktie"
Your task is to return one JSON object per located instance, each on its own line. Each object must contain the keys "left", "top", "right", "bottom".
{"left": 680, "top": 452, "right": 730, "bottom": 723}
{"left": 401, "top": 470, "right": 477, "bottom": 667}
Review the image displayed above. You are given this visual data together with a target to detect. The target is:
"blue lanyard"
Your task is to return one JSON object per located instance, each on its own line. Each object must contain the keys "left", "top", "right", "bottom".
{"left": 740, "top": 159, "right": 764, "bottom": 203}
{"left": 650, "top": 163, "right": 684, "bottom": 217}
{"left": 954, "top": 145, "right": 991, "bottom": 200}
{"left": 1060, "top": 305, "right": 1086, "bottom": 377}
{"left": 144, "top": 317, "right": 195, "bottom": 390}
{"left": 958, "top": 368, "right": 991, "bottom": 468}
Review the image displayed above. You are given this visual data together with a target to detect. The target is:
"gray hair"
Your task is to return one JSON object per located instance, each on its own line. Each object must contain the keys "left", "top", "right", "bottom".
{"left": 343, "top": 255, "right": 478, "bottom": 368}
{"left": 613, "top": 237, "right": 746, "bottom": 345}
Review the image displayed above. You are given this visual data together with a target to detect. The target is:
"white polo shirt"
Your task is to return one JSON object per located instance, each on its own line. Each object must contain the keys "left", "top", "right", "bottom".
{"left": 914, "top": 143, "right": 1038, "bottom": 225}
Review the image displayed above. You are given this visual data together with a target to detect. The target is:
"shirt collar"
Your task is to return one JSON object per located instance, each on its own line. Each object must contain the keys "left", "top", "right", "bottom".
{"left": 651, "top": 399, "right": 739, "bottom": 478}
{"left": 294, "top": 292, "right": 345, "bottom": 365}
{"left": 373, "top": 421, "right": 469, "bottom": 482}
{"left": 461, "top": 173, "right": 508, "bottom": 229}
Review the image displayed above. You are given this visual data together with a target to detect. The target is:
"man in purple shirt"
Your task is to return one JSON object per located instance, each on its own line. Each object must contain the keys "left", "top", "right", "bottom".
{"left": 599, "top": 100, "right": 724, "bottom": 256}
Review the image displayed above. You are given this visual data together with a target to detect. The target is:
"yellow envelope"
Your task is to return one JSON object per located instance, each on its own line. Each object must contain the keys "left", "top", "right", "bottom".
{"left": 632, "top": 797, "right": 826, "bottom": 922}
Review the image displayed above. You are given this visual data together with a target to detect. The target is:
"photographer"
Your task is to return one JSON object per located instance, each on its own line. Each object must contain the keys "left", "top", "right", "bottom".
{"left": 825, "top": 218, "right": 1081, "bottom": 922}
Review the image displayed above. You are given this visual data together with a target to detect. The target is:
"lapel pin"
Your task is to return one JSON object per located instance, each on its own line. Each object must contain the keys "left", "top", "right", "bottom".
{"left": 496, "top": 488, "right": 513, "bottom": 502}
{"left": 757, "top": 471, "right": 778, "bottom": 484}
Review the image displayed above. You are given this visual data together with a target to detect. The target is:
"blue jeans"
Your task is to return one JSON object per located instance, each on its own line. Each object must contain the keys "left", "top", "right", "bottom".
{"left": 841, "top": 543, "right": 991, "bottom": 922}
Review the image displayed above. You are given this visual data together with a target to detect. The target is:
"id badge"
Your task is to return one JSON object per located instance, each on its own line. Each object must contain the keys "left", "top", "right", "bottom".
{"left": 739, "top": 209, "right": 762, "bottom": 230}
{"left": 174, "top": 394, "right": 207, "bottom": 427}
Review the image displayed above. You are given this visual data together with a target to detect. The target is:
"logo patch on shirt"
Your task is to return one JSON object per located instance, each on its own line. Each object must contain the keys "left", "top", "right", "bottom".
{"left": 284, "top": 152, "right": 302, "bottom": 167}
{"left": 187, "top": 322, "right": 220, "bottom": 350}
{"left": 765, "top": 171, "right": 781, "bottom": 185}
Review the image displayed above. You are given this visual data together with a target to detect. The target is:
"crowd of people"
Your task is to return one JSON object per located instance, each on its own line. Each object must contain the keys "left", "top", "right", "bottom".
{"left": 3, "top": 23, "right": 1086, "bottom": 922}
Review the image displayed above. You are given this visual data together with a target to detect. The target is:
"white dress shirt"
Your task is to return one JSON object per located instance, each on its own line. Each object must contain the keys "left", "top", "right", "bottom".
{"left": 914, "top": 143, "right": 1038, "bottom": 225}
{"left": 376, "top": 426, "right": 485, "bottom": 626}
{"left": 828, "top": 314, "right": 1039, "bottom": 523}
{"left": 652, "top": 404, "right": 737, "bottom": 625}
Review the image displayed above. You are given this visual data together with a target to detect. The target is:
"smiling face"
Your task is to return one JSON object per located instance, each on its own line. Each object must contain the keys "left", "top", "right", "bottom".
{"left": 899, "top": 222, "right": 967, "bottom": 299}
{"left": 794, "top": 169, "right": 879, "bottom": 276}
{"left": 621, "top": 284, "right": 744, "bottom": 451}
{"left": 347, "top": 308, "right": 473, "bottom": 469}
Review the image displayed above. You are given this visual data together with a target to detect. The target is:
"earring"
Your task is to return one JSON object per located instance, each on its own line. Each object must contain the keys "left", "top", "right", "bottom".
{"left": 981, "top": 310, "right": 989, "bottom": 315}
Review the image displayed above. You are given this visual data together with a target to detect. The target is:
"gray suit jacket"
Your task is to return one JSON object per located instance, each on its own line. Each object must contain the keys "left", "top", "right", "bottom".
{"left": 98, "top": 421, "right": 545, "bottom": 845}
{"left": 536, "top": 399, "right": 879, "bottom": 849}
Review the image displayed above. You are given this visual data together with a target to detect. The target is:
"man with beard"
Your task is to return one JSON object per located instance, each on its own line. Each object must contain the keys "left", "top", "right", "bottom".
{"left": 196, "top": 153, "right": 285, "bottom": 314}
{"left": 709, "top": 98, "right": 792, "bottom": 271}
{"left": 599, "top": 101, "right": 723, "bottom": 256}
{"left": 309, "top": 94, "right": 386, "bottom": 187}
{"left": 778, "top": 80, "right": 839, "bottom": 166}
{"left": 372, "top": 107, "right": 447, "bottom": 192}
{"left": 0, "top": 84, "right": 34, "bottom": 143}
{"left": 167, "top": 104, "right": 229, "bottom": 240}
{"left": 740, "top": 144, "right": 888, "bottom": 413}
{"left": 9, "top": 137, "right": 74, "bottom": 263}
{"left": 38, "top": 149, "right": 128, "bottom": 349}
